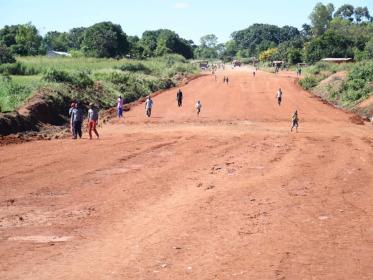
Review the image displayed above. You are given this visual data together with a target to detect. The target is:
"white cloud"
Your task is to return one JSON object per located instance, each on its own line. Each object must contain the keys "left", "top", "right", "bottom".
{"left": 174, "top": 2, "right": 190, "bottom": 9}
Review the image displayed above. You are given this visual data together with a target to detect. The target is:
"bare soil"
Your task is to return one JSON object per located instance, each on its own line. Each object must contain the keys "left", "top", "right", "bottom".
{"left": 0, "top": 67, "right": 372, "bottom": 280}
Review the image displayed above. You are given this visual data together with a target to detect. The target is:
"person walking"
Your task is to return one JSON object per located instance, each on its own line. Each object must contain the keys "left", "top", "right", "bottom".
{"left": 276, "top": 88, "right": 283, "bottom": 106}
{"left": 253, "top": 71, "right": 256, "bottom": 77}
{"left": 68, "top": 102, "right": 76, "bottom": 133}
{"left": 176, "top": 89, "right": 183, "bottom": 107}
{"left": 117, "top": 96, "right": 123, "bottom": 118}
{"left": 87, "top": 103, "right": 99, "bottom": 140}
{"left": 291, "top": 110, "right": 299, "bottom": 132}
{"left": 145, "top": 96, "right": 153, "bottom": 117}
{"left": 195, "top": 100, "right": 202, "bottom": 116}
{"left": 71, "top": 102, "right": 84, "bottom": 139}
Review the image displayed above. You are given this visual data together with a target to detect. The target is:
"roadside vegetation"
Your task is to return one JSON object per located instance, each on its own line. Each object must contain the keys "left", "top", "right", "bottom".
{"left": 0, "top": 55, "right": 198, "bottom": 112}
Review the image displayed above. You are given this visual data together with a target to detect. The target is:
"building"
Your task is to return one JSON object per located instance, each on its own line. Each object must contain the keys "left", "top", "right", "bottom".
{"left": 47, "top": 50, "right": 71, "bottom": 57}
{"left": 321, "top": 58, "right": 353, "bottom": 64}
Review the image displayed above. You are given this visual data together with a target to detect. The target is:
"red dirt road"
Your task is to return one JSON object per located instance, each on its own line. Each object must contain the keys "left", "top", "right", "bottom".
{"left": 1, "top": 68, "right": 372, "bottom": 280}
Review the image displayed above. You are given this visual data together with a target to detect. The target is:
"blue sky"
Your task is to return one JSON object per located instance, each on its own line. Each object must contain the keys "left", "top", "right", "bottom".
{"left": 1, "top": 0, "right": 372, "bottom": 43}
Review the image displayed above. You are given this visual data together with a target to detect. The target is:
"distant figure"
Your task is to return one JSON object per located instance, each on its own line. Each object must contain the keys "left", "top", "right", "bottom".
{"left": 145, "top": 96, "right": 153, "bottom": 117}
{"left": 68, "top": 102, "right": 76, "bottom": 133}
{"left": 276, "top": 88, "right": 283, "bottom": 106}
{"left": 87, "top": 103, "right": 99, "bottom": 140}
{"left": 223, "top": 76, "right": 226, "bottom": 83}
{"left": 71, "top": 102, "right": 84, "bottom": 139}
{"left": 225, "top": 76, "right": 229, "bottom": 84}
{"left": 291, "top": 110, "right": 299, "bottom": 132}
{"left": 297, "top": 68, "right": 302, "bottom": 76}
{"left": 253, "top": 71, "right": 256, "bottom": 77}
{"left": 117, "top": 96, "right": 123, "bottom": 118}
{"left": 195, "top": 100, "right": 202, "bottom": 115}
{"left": 176, "top": 89, "right": 183, "bottom": 107}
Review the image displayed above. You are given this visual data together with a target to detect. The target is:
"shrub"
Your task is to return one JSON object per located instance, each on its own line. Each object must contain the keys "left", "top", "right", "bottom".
{"left": 0, "top": 62, "right": 39, "bottom": 75}
{"left": 299, "top": 76, "right": 318, "bottom": 90}
{"left": 0, "top": 43, "right": 16, "bottom": 64}
{"left": 43, "top": 69, "right": 93, "bottom": 88}
{"left": 118, "top": 62, "right": 151, "bottom": 74}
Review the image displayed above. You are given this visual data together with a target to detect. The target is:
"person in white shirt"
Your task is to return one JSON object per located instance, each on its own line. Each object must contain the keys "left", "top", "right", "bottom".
{"left": 145, "top": 96, "right": 153, "bottom": 117}
{"left": 195, "top": 100, "right": 202, "bottom": 115}
{"left": 276, "top": 88, "right": 283, "bottom": 106}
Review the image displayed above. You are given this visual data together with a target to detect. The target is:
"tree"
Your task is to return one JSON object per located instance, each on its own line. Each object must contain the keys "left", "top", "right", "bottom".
{"left": 304, "top": 30, "right": 353, "bottom": 63}
{"left": 43, "top": 31, "right": 69, "bottom": 51}
{"left": 334, "top": 4, "right": 355, "bottom": 21}
{"left": 259, "top": 48, "right": 278, "bottom": 61}
{"left": 200, "top": 34, "right": 218, "bottom": 48}
{"left": 231, "top": 24, "right": 300, "bottom": 57}
{"left": 68, "top": 27, "right": 86, "bottom": 49}
{"left": 365, "top": 38, "right": 373, "bottom": 59}
{"left": 354, "top": 7, "right": 371, "bottom": 22}
{"left": 0, "top": 43, "right": 15, "bottom": 64}
{"left": 82, "top": 22, "right": 129, "bottom": 58}
{"left": 309, "top": 3, "right": 335, "bottom": 36}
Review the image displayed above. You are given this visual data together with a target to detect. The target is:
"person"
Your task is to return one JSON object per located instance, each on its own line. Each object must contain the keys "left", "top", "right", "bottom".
{"left": 276, "top": 88, "right": 283, "bottom": 106}
{"left": 195, "top": 100, "right": 202, "bottom": 115}
{"left": 223, "top": 76, "right": 226, "bottom": 83}
{"left": 117, "top": 96, "right": 123, "bottom": 118}
{"left": 68, "top": 102, "right": 76, "bottom": 133}
{"left": 226, "top": 77, "right": 229, "bottom": 84}
{"left": 176, "top": 89, "right": 183, "bottom": 107}
{"left": 291, "top": 110, "right": 299, "bottom": 132}
{"left": 71, "top": 102, "right": 84, "bottom": 139}
{"left": 253, "top": 71, "right": 256, "bottom": 77}
{"left": 87, "top": 103, "right": 99, "bottom": 140}
{"left": 145, "top": 96, "right": 153, "bottom": 117}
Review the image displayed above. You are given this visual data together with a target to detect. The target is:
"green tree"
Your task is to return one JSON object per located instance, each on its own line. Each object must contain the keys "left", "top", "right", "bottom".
{"left": 354, "top": 7, "right": 371, "bottom": 22}
{"left": 0, "top": 43, "right": 16, "bottom": 64}
{"left": 43, "top": 31, "right": 69, "bottom": 51}
{"left": 334, "top": 4, "right": 355, "bottom": 21}
{"left": 309, "top": 3, "right": 335, "bottom": 36}
{"left": 365, "top": 38, "right": 373, "bottom": 59}
{"left": 68, "top": 27, "right": 86, "bottom": 49}
{"left": 82, "top": 22, "right": 129, "bottom": 58}
{"left": 259, "top": 48, "right": 278, "bottom": 61}
{"left": 304, "top": 30, "right": 353, "bottom": 63}
{"left": 200, "top": 34, "right": 218, "bottom": 48}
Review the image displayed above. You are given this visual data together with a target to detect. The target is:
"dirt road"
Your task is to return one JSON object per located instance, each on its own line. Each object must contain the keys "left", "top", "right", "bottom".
{"left": 1, "top": 67, "right": 372, "bottom": 280}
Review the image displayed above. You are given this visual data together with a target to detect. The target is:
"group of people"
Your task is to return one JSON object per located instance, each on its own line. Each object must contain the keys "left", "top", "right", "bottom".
{"left": 68, "top": 102, "right": 100, "bottom": 140}
{"left": 175, "top": 89, "right": 202, "bottom": 115}
{"left": 275, "top": 88, "right": 299, "bottom": 132}
{"left": 223, "top": 76, "right": 229, "bottom": 84}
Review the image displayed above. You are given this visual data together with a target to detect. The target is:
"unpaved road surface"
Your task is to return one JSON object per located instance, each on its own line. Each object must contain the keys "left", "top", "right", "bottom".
{"left": 1, "top": 68, "right": 372, "bottom": 280}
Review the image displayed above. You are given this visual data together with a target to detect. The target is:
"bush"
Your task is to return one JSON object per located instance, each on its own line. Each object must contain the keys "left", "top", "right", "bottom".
{"left": 118, "top": 62, "right": 151, "bottom": 74}
{"left": 0, "top": 62, "right": 39, "bottom": 75}
{"left": 0, "top": 43, "right": 16, "bottom": 64}
{"left": 43, "top": 69, "right": 93, "bottom": 88}
{"left": 299, "top": 76, "right": 318, "bottom": 90}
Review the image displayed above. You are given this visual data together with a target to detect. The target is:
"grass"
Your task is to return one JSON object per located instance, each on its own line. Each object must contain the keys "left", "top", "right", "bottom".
{"left": 299, "top": 60, "right": 373, "bottom": 108}
{"left": 0, "top": 54, "right": 199, "bottom": 112}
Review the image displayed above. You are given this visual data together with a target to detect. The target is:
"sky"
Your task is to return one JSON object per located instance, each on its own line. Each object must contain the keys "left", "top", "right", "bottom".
{"left": 1, "top": 0, "right": 372, "bottom": 43}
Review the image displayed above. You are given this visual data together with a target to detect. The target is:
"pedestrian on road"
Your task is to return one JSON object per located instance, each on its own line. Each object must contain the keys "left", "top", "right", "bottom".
{"left": 87, "top": 103, "right": 99, "bottom": 140}
{"left": 117, "top": 96, "right": 123, "bottom": 118}
{"left": 226, "top": 77, "right": 229, "bottom": 84}
{"left": 196, "top": 100, "right": 202, "bottom": 116}
{"left": 176, "top": 89, "right": 183, "bottom": 107}
{"left": 71, "top": 102, "right": 84, "bottom": 139}
{"left": 145, "top": 96, "right": 153, "bottom": 117}
{"left": 276, "top": 88, "right": 283, "bottom": 106}
{"left": 291, "top": 110, "right": 299, "bottom": 132}
{"left": 253, "top": 71, "right": 256, "bottom": 77}
{"left": 68, "top": 102, "right": 76, "bottom": 133}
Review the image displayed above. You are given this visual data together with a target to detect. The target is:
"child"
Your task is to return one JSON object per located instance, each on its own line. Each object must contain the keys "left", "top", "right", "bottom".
{"left": 291, "top": 110, "right": 299, "bottom": 132}
{"left": 145, "top": 96, "right": 153, "bottom": 117}
{"left": 195, "top": 100, "right": 202, "bottom": 115}
{"left": 87, "top": 103, "right": 99, "bottom": 140}
{"left": 117, "top": 96, "right": 123, "bottom": 118}
{"left": 276, "top": 88, "right": 283, "bottom": 106}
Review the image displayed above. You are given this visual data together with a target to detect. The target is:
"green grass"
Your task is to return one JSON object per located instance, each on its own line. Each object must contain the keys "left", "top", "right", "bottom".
{"left": 0, "top": 54, "right": 199, "bottom": 112}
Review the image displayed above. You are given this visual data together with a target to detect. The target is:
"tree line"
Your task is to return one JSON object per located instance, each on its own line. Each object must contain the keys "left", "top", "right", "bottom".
{"left": 0, "top": 2, "right": 372, "bottom": 64}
